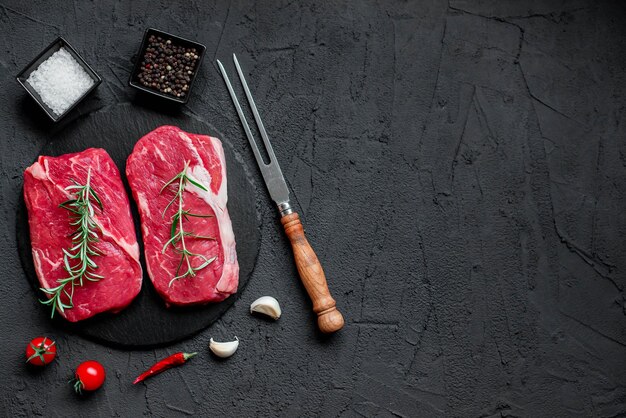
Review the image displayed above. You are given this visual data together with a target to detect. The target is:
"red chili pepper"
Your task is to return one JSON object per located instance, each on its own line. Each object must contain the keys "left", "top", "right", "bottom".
{"left": 133, "top": 352, "right": 197, "bottom": 384}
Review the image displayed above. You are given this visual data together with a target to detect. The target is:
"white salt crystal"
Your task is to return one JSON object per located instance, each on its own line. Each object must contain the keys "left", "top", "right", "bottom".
{"left": 26, "top": 48, "right": 95, "bottom": 116}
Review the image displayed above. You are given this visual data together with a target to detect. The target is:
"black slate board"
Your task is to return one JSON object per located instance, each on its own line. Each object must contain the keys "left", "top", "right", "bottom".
{"left": 16, "top": 103, "right": 261, "bottom": 348}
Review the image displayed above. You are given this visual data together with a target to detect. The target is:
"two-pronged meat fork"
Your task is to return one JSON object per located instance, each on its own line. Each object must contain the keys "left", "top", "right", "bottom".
{"left": 217, "top": 54, "right": 344, "bottom": 333}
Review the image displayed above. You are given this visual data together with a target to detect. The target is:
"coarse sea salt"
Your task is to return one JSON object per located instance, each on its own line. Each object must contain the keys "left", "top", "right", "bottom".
{"left": 26, "top": 48, "right": 95, "bottom": 116}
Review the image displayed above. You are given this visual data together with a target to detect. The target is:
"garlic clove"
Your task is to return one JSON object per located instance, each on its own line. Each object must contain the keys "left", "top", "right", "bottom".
{"left": 209, "top": 337, "right": 239, "bottom": 358}
{"left": 250, "top": 296, "right": 282, "bottom": 320}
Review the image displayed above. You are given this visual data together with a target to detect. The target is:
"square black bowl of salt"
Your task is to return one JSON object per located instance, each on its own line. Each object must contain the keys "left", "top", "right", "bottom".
{"left": 16, "top": 37, "right": 101, "bottom": 122}
{"left": 129, "top": 28, "right": 206, "bottom": 104}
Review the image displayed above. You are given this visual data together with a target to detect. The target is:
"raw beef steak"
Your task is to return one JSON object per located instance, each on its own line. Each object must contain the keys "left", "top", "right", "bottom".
{"left": 24, "top": 148, "right": 142, "bottom": 322}
{"left": 126, "top": 126, "right": 239, "bottom": 306}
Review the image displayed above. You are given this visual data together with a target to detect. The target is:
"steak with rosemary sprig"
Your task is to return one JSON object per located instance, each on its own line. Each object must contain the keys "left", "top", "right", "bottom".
{"left": 126, "top": 126, "right": 239, "bottom": 306}
{"left": 23, "top": 148, "right": 142, "bottom": 322}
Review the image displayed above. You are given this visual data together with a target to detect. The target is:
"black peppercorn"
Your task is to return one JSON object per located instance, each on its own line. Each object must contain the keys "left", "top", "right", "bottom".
{"left": 136, "top": 35, "right": 201, "bottom": 99}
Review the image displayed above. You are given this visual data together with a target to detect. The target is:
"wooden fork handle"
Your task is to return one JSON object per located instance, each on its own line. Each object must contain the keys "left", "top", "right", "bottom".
{"left": 281, "top": 212, "right": 344, "bottom": 333}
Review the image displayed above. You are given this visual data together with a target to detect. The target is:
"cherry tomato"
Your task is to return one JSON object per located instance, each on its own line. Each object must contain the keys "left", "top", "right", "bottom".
{"left": 25, "top": 337, "right": 57, "bottom": 366}
{"left": 73, "top": 360, "right": 106, "bottom": 393}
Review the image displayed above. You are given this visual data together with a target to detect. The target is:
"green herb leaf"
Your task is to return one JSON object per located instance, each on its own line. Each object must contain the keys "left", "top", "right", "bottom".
{"left": 185, "top": 175, "right": 209, "bottom": 192}
{"left": 184, "top": 212, "right": 213, "bottom": 218}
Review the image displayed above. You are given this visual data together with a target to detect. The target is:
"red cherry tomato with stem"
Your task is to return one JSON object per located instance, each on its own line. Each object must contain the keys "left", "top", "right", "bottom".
{"left": 25, "top": 337, "right": 57, "bottom": 366}
{"left": 73, "top": 360, "right": 106, "bottom": 393}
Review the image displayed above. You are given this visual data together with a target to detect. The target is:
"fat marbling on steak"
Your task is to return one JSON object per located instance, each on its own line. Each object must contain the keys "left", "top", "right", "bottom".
{"left": 126, "top": 126, "right": 239, "bottom": 306}
{"left": 23, "top": 148, "right": 143, "bottom": 322}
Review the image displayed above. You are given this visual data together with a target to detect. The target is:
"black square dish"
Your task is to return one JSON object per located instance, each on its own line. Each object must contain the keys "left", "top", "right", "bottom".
{"left": 16, "top": 37, "right": 101, "bottom": 122}
{"left": 129, "top": 28, "right": 206, "bottom": 104}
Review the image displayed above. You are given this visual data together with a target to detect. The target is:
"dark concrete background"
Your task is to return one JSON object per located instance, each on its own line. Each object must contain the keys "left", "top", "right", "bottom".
{"left": 1, "top": 0, "right": 625, "bottom": 416}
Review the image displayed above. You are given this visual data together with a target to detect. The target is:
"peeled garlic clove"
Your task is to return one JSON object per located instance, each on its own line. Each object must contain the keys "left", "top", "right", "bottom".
{"left": 209, "top": 337, "right": 239, "bottom": 358}
{"left": 250, "top": 296, "right": 281, "bottom": 320}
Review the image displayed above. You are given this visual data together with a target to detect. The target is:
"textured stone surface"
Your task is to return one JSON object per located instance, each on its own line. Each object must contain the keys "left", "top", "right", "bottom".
{"left": 1, "top": 0, "right": 625, "bottom": 416}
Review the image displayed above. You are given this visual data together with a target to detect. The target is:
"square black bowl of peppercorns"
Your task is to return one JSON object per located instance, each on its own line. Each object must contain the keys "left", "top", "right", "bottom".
{"left": 129, "top": 28, "right": 206, "bottom": 104}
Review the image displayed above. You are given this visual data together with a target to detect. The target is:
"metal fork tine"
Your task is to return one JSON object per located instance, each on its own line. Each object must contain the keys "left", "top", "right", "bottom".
{"left": 218, "top": 55, "right": 290, "bottom": 207}
{"left": 232, "top": 54, "right": 278, "bottom": 164}
{"left": 216, "top": 59, "right": 267, "bottom": 170}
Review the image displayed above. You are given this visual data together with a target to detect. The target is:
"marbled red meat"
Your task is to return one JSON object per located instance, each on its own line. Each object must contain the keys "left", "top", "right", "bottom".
{"left": 23, "top": 148, "right": 142, "bottom": 322}
{"left": 126, "top": 126, "right": 238, "bottom": 306}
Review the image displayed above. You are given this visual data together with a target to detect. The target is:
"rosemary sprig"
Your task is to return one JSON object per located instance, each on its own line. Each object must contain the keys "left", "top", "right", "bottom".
{"left": 160, "top": 161, "right": 216, "bottom": 287}
{"left": 40, "top": 168, "right": 104, "bottom": 318}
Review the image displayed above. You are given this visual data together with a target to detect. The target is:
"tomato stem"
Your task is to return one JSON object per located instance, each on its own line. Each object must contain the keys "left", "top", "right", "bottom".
{"left": 73, "top": 379, "right": 84, "bottom": 395}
